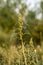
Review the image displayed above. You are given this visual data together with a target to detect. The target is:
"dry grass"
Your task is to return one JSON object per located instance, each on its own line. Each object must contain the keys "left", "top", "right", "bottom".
{"left": 0, "top": 45, "right": 20, "bottom": 65}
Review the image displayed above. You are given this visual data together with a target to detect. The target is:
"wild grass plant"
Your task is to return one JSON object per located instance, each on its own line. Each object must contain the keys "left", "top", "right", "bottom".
{"left": 0, "top": 38, "right": 43, "bottom": 65}
{"left": 0, "top": 13, "right": 43, "bottom": 65}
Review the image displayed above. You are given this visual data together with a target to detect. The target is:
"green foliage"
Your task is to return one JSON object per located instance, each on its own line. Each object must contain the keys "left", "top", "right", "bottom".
{"left": 0, "top": 0, "right": 43, "bottom": 65}
{"left": 0, "top": 38, "right": 43, "bottom": 65}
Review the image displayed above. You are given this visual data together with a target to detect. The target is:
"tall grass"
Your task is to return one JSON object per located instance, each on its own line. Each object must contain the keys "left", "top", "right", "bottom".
{"left": 0, "top": 38, "right": 43, "bottom": 65}
{"left": 0, "top": 13, "right": 43, "bottom": 65}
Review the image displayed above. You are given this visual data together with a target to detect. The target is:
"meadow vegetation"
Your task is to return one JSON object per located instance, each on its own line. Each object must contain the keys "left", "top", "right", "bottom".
{"left": 0, "top": 0, "right": 43, "bottom": 65}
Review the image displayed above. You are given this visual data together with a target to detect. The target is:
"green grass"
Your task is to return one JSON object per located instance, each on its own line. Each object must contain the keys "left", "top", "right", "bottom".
{"left": 0, "top": 39, "right": 43, "bottom": 65}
